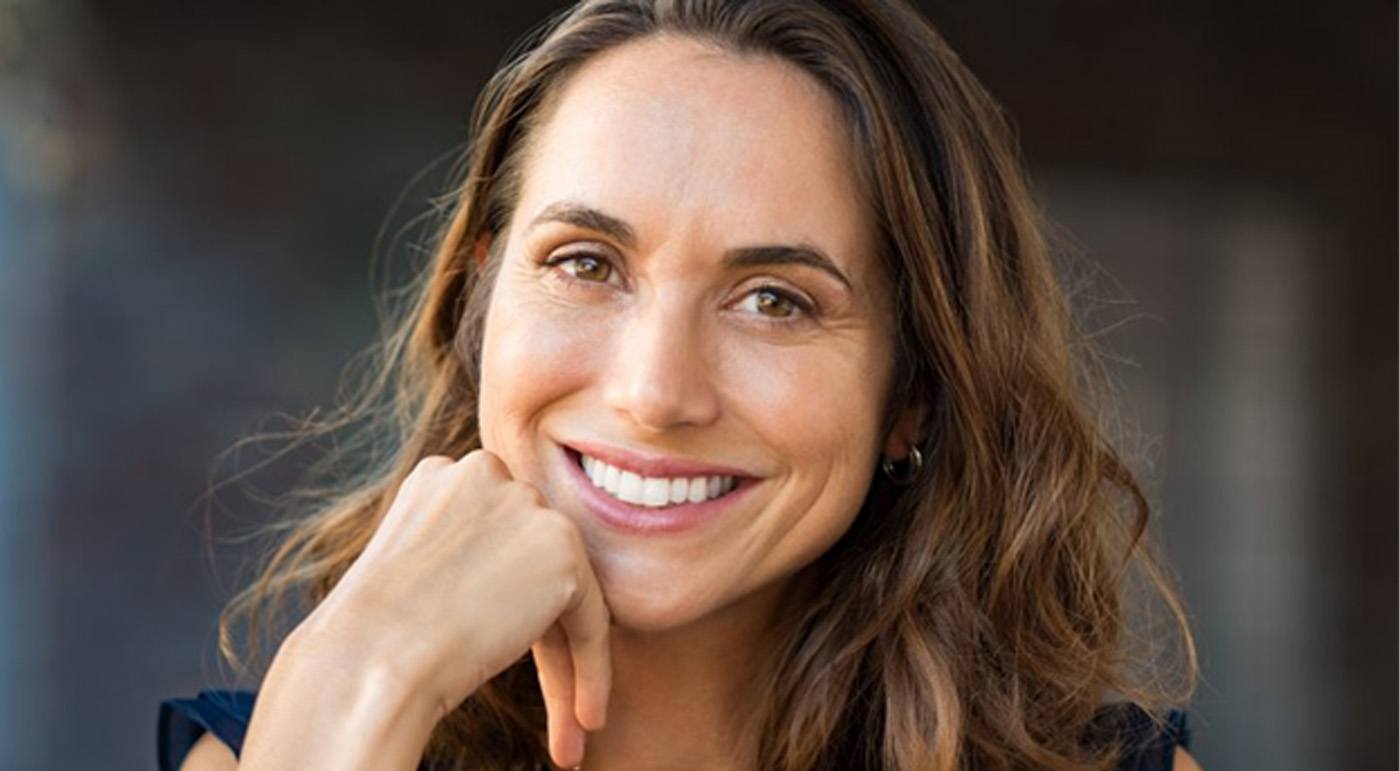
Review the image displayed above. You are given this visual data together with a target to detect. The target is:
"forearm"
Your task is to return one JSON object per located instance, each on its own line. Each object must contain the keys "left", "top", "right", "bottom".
{"left": 238, "top": 625, "right": 444, "bottom": 771}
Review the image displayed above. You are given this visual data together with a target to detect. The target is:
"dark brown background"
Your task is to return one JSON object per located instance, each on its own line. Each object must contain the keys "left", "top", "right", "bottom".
{"left": 0, "top": 1, "right": 1392, "bottom": 769}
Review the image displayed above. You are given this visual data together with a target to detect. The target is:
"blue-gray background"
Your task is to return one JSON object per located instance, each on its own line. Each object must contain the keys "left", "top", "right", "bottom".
{"left": 0, "top": 1, "right": 1393, "bottom": 769}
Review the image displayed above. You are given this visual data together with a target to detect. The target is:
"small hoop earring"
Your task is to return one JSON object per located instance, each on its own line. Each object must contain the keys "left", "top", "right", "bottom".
{"left": 881, "top": 445, "right": 923, "bottom": 485}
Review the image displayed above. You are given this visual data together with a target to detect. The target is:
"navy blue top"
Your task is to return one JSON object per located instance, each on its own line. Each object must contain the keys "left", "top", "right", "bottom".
{"left": 158, "top": 689, "right": 1190, "bottom": 770}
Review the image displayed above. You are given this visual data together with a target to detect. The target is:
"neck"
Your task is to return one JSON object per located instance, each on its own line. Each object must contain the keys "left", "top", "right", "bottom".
{"left": 577, "top": 569, "right": 816, "bottom": 771}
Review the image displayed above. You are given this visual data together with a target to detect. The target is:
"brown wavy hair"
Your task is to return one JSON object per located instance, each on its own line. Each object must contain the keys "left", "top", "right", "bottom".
{"left": 209, "top": 1, "right": 1197, "bottom": 768}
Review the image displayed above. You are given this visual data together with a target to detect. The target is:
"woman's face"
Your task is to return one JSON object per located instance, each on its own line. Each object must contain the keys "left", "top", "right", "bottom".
{"left": 478, "top": 35, "right": 913, "bottom": 631}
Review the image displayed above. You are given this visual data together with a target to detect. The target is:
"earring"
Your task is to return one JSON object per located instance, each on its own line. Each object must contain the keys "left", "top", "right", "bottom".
{"left": 881, "top": 445, "right": 923, "bottom": 485}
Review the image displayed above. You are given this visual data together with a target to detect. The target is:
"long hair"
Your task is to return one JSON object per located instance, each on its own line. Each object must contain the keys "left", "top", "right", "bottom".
{"left": 212, "top": 1, "right": 1197, "bottom": 768}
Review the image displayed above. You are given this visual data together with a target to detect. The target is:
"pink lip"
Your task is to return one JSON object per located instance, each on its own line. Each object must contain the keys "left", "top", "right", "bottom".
{"left": 558, "top": 444, "right": 759, "bottom": 536}
{"left": 564, "top": 439, "right": 757, "bottom": 479}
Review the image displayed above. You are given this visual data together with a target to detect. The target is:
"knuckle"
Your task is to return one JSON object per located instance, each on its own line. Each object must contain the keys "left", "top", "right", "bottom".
{"left": 535, "top": 506, "right": 580, "bottom": 546}
{"left": 459, "top": 448, "right": 510, "bottom": 480}
{"left": 508, "top": 480, "right": 549, "bottom": 509}
{"left": 409, "top": 454, "right": 452, "bottom": 479}
{"left": 559, "top": 571, "right": 582, "bottom": 610}
{"left": 536, "top": 513, "right": 586, "bottom": 601}
{"left": 394, "top": 456, "right": 454, "bottom": 506}
{"left": 528, "top": 508, "right": 582, "bottom": 556}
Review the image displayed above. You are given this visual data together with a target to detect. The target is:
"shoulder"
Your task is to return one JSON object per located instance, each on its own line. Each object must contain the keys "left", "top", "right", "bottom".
{"left": 177, "top": 733, "right": 238, "bottom": 771}
{"left": 1173, "top": 746, "right": 1206, "bottom": 771}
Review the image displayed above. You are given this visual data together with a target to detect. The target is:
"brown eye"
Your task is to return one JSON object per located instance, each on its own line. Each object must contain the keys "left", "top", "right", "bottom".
{"left": 558, "top": 253, "right": 613, "bottom": 283}
{"left": 734, "top": 284, "right": 816, "bottom": 327}
{"left": 754, "top": 288, "right": 796, "bottom": 317}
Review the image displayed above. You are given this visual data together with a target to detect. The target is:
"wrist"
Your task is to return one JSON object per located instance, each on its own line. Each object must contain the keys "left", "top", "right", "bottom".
{"left": 280, "top": 615, "right": 447, "bottom": 725}
{"left": 239, "top": 622, "right": 445, "bottom": 771}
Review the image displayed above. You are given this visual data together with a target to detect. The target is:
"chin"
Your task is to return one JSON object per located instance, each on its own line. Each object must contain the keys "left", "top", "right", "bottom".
{"left": 592, "top": 560, "right": 729, "bottom": 633}
{"left": 607, "top": 599, "right": 703, "bottom": 633}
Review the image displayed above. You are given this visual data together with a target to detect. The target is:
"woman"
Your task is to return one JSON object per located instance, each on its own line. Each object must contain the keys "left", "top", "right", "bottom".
{"left": 159, "top": 0, "right": 1201, "bottom": 769}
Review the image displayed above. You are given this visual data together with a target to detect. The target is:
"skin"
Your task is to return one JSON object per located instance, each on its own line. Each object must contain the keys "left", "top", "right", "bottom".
{"left": 178, "top": 32, "right": 1208, "bottom": 771}
{"left": 475, "top": 33, "right": 920, "bottom": 769}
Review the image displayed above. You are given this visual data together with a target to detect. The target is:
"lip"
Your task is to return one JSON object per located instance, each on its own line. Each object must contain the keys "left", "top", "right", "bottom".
{"left": 557, "top": 443, "right": 759, "bottom": 536}
{"left": 564, "top": 438, "right": 757, "bottom": 479}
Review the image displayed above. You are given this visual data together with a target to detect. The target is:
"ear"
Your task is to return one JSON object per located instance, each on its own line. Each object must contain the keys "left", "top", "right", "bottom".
{"left": 471, "top": 230, "right": 494, "bottom": 270}
{"left": 882, "top": 401, "right": 928, "bottom": 462}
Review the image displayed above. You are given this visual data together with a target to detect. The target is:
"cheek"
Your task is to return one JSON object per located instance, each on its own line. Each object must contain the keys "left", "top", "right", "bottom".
{"left": 721, "top": 336, "right": 890, "bottom": 547}
{"left": 723, "top": 338, "right": 888, "bottom": 467}
{"left": 477, "top": 280, "right": 602, "bottom": 462}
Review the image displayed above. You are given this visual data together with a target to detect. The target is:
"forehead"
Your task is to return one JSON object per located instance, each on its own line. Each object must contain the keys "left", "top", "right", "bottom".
{"left": 514, "top": 34, "right": 875, "bottom": 278}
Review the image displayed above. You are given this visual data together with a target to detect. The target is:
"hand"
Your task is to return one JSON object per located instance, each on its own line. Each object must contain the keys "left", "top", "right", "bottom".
{"left": 295, "top": 448, "right": 612, "bottom": 768}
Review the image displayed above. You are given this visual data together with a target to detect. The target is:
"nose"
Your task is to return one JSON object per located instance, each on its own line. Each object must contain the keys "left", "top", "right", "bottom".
{"left": 601, "top": 294, "right": 721, "bottom": 432}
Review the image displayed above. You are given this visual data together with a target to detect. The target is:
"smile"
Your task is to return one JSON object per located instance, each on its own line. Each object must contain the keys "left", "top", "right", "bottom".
{"left": 558, "top": 442, "right": 759, "bottom": 535}
{"left": 579, "top": 452, "right": 736, "bottom": 508}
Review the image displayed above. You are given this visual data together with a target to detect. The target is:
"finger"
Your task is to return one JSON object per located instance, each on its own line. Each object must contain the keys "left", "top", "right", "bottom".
{"left": 559, "top": 556, "right": 612, "bottom": 731}
{"left": 532, "top": 624, "right": 586, "bottom": 769}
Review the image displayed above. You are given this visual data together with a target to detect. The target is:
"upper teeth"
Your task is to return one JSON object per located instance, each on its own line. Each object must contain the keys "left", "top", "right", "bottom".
{"left": 581, "top": 453, "right": 736, "bottom": 508}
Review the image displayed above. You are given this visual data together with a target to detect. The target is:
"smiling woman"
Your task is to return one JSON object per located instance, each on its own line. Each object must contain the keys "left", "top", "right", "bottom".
{"left": 158, "top": 2, "right": 1199, "bottom": 770}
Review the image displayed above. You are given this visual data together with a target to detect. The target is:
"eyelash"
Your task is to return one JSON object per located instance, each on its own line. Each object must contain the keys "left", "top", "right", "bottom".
{"left": 542, "top": 251, "right": 818, "bottom": 327}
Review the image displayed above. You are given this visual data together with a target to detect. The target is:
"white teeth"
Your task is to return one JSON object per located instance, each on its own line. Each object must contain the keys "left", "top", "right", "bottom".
{"left": 579, "top": 452, "right": 738, "bottom": 508}
{"left": 642, "top": 478, "right": 670, "bottom": 506}
{"left": 618, "top": 470, "right": 643, "bottom": 504}
{"left": 686, "top": 477, "right": 707, "bottom": 503}
{"left": 669, "top": 478, "right": 689, "bottom": 504}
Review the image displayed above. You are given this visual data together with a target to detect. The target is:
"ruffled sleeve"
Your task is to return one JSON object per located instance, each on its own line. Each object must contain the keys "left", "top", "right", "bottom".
{"left": 157, "top": 689, "right": 256, "bottom": 770}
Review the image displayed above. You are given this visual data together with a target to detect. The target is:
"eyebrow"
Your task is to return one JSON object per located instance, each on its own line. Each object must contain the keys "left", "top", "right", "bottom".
{"left": 527, "top": 200, "right": 855, "bottom": 292}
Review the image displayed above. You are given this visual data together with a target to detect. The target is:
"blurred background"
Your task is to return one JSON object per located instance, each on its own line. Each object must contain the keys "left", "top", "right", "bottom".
{"left": 0, "top": 1, "right": 1393, "bottom": 769}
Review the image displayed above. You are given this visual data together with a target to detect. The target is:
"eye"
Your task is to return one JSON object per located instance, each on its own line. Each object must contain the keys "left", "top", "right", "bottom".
{"left": 545, "top": 251, "right": 617, "bottom": 285}
{"left": 737, "top": 286, "right": 814, "bottom": 323}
